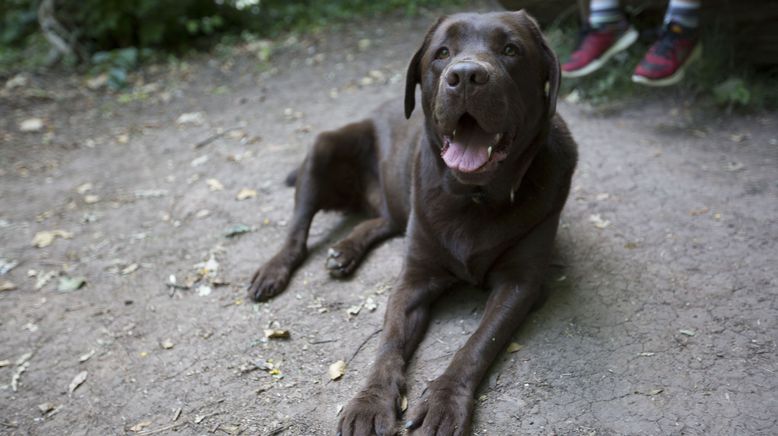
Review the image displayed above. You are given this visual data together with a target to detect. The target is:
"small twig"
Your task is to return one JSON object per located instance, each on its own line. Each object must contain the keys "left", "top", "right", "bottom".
{"left": 194, "top": 126, "right": 241, "bottom": 149}
{"left": 347, "top": 328, "right": 382, "bottom": 365}
{"left": 268, "top": 422, "right": 295, "bottom": 436}
{"left": 137, "top": 421, "right": 189, "bottom": 435}
{"left": 308, "top": 338, "right": 338, "bottom": 345}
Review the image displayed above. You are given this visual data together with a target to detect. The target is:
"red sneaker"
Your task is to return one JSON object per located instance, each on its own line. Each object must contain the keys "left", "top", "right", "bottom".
{"left": 632, "top": 22, "right": 701, "bottom": 86}
{"left": 562, "top": 23, "right": 638, "bottom": 78}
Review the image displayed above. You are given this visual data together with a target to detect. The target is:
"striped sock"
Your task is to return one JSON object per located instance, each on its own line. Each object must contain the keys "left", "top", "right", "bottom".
{"left": 589, "top": 0, "right": 624, "bottom": 29}
{"left": 664, "top": 0, "right": 701, "bottom": 29}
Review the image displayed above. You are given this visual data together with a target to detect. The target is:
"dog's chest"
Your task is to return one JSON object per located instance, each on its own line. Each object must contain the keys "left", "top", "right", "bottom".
{"left": 434, "top": 214, "right": 519, "bottom": 285}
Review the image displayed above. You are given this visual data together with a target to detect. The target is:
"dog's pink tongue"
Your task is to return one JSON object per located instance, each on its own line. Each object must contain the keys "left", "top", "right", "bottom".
{"left": 442, "top": 121, "right": 493, "bottom": 172}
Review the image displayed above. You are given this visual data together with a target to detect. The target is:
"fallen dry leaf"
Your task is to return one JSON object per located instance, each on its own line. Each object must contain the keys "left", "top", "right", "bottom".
{"left": 0, "top": 360, "right": 10, "bottom": 367}
{"left": 5, "top": 73, "right": 28, "bottom": 89}
{"left": 0, "top": 258, "right": 18, "bottom": 275}
{"left": 34, "top": 270, "right": 58, "bottom": 290}
{"left": 84, "top": 194, "right": 100, "bottom": 204}
{"left": 11, "top": 354, "right": 31, "bottom": 392}
{"left": 194, "top": 255, "right": 219, "bottom": 277}
{"left": 357, "top": 38, "right": 371, "bottom": 51}
{"left": 679, "top": 329, "right": 696, "bottom": 337}
{"left": 206, "top": 178, "right": 224, "bottom": 191}
{"left": 506, "top": 342, "right": 523, "bottom": 353}
{"left": 589, "top": 214, "right": 611, "bottom": 229}
{"left": 725, "top": 161, "right": 745, "bottom": 172}
{"left": 129, "top": 420, "right": 152, "bottom": 432}
{"left": 68, "top": 371, "right": 88, "bottom": 394}
{"left": 79, "top": 350, "right": 95, "bottom": 363}
{"left": 400, "top": 396, "right": 408, "bottom": 412}
{"left": 176, "top": 112, "right": 205, "bottom": 126}
{"left": 19, "top": 118, "right": 44, "bottom": 132}
{"left": 121, "top": 263, "right": 139, "bottom": 275}
{"left": 58, "top": 276, "right": 86, "bottom": 292}
{"left": 264, "top": 329, "right": 290, "bottom": 340}
{"left": 160, "top": 339, "right": 174, "bottom": 349}
{"left": 236, "top": 188, "right": 257, "bottom": 200}
{"left": 38, "top": 402, "right": 56, "bottom": 414}
{"left": 86, "top": 73, "right": 108, "bottom": 90}
{"left": 0, "top": 280, "right": 17, "bottom": 292}
{"left": 76, "top": 182, "right": 93, "bottom": 194}
{"left": 328, "top": 360, "right": 346, "bottom": 380}
{"left": 196, "top": 284, "right": 212, "bottom": 297}
{"left": 32, "top": 230, "right": 73, "bottom": 248}
{"left": 16, "top": 352, "right": 32, "bottom": 366}
{"left": 346, "top": 304, "right": 362, "bottom": 316}
{"left": 190, "top": 155, "right": 209, "bottom": 167}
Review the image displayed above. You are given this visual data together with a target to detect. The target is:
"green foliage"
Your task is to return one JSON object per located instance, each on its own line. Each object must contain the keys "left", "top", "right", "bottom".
{"left": 1, "top": 0, "right": 38, "bottom": 45}
{"left": 713, "top": 78, "right": 750, "bottom": 107}
{"left": 0, "top": 0, "right": 462, "bottom": 76}
{"left": 247, "top": 0, "right": 462, "bottom": 37}
{"left": 90, "top": 46, "right": 152, "bottom": 90}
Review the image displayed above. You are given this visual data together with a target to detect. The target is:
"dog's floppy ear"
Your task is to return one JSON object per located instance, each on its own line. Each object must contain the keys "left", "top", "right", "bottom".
{"left": 516, "top": 10, "right": 561, "bottom": 124}
{"left": 405, "top": 16, "right": 446, "bottom": 119}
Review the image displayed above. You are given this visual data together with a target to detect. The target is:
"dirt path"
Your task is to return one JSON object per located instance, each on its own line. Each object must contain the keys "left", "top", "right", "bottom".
{"left": 1, "top": 7, "right": 777, "bottom": 436}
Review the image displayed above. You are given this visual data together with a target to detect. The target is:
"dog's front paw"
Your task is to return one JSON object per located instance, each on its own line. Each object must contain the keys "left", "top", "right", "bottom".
{"left": 337, "top": 385, "right": 399, "bottom": 436}
{"left": 247, "top": 258, "right": 290, "bottom": 302}
{"left": 405, "top": 376, "right": 474, "bottom": 436}
{"left": 325, "top": 241, "right": 361, "bottom": 278}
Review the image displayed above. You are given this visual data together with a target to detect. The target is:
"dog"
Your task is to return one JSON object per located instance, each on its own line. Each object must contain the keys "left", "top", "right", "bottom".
{"left": 248, "top": 10, "right": 577, "bottom": 436}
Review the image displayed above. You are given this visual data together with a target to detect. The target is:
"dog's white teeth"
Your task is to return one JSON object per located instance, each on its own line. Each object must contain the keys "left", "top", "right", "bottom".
{"left": 494, "top": 133, "right": 502, "bottom": 144}
{"left": 453, "top": 129, "right": 457, "bottom": 138}
{"left": 488, "top": 146, "right": 493, "bottom": 159}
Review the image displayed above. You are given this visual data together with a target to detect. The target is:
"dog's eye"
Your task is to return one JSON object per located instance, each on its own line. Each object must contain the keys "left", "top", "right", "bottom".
{"left": 502, "top": 44, "right": 519, "bottom": 57}
{"left": 435, "top": 47, "right": 450, "bottom": 60}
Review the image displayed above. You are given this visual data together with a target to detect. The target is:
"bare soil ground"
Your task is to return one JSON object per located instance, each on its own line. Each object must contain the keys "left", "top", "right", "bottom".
{"left": 1, "top": 7, "right": 777, "bottom": 436}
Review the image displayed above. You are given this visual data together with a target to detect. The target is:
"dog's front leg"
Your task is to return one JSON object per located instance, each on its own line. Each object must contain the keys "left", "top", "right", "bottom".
{"left": 338, "top": 266, "right": 454, "bottom": 436}
{"left": 405, "top": 213, "right": 561, "bottom": 436}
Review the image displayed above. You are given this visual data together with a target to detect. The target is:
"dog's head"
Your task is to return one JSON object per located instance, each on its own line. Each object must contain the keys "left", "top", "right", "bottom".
{"left": 405, "top": 11, "right": 560, "bottom": 186}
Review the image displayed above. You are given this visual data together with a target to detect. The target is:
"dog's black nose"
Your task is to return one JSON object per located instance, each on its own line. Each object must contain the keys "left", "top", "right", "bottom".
{"left": 445, "top": 62, "right": 489, "bottom": 88}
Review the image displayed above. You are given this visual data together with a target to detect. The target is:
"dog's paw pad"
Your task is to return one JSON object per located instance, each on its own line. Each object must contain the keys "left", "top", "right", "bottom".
{"left": 248, "top": 264, "right": 290, "bottom": 302}
{"left": 325, "top": 245, "right": 358, "bottom": 278}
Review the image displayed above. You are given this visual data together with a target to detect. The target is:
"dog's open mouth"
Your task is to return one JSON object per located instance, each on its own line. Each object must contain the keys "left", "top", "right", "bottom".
{"left": 440, "top": 113, "right": 508, "bottom": 173}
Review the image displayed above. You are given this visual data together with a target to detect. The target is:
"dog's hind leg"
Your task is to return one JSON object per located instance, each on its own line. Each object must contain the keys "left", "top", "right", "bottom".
{"left": 325, "top": 217, "right": 400, "bottom": 278}
{"left": 248, "top": 120, "right": 377, "bottom": 301}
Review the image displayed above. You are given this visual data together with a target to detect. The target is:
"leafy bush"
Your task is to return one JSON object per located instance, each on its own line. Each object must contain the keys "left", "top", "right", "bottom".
{"left": 2, "top": 0, "right": 461, "bottom": 54}
{"left": 0, "top": 0, "right": 462, "bottom": 77}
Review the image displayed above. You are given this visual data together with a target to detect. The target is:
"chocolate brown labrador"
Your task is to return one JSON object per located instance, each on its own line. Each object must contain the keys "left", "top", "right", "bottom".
{"left": 248, "top": 10, "right": 577, "bottom": 436}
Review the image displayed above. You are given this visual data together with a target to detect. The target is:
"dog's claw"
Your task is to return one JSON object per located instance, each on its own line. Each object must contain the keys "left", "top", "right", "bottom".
{"left": 328, "top": 248, "right": 341, "bottom": 258}
{"left": 326, "top": 256, "right": 343, "bottom": 270}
